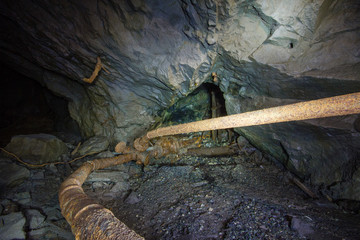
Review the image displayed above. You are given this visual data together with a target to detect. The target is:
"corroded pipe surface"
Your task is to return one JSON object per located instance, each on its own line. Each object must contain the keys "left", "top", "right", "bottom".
{"left": 59, "top": 154, "right": 144, "bottom": 240}
{"left": 186, "top": 145, "right": 239, "bottom": 157}
{"left": 146, "top": 92, "right": 360, "bottom": 139}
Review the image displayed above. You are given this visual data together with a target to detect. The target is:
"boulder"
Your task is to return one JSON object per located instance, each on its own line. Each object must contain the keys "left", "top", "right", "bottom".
{"left": 5, "top": 134, "right": 68, "bottom": 164}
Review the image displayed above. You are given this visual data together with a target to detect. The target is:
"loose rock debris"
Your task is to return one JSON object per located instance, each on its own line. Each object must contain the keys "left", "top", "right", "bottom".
{"left": 84, "top": 153, "right": 360, "bottom": 240}
{"left": 1, "top": 139, "right": 360, "bottom": 239}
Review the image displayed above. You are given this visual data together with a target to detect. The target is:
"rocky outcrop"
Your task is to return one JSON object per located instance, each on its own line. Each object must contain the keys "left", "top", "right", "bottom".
{"left": 0, "top": 0, "right": 359, "bottom": 201}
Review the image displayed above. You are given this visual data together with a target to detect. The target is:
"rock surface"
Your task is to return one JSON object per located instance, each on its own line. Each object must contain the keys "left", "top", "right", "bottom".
{"left": 76, "top": 136, "right": 109, "bottom": 156}
{"left": 0, "top": 0, "right": 359, "bottom": 202}
{"left": 0, "top": 160, "right": 30, "bottom": 190}
{"left": 27, "top": 209, "right": 46, "bottom": 230}
{"left": 5, "top": 134, "right": 68, "bottom": 164}
{"left": 1, "top": 136, "right": 360, "bottom": 239}
{"left": 0, "top": 212, "right": 26, "bottom": 240}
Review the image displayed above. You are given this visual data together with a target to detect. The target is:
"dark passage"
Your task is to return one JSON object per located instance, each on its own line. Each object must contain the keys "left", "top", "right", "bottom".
{"left": 0, "top": 66, "right": 80, "bottom": 147}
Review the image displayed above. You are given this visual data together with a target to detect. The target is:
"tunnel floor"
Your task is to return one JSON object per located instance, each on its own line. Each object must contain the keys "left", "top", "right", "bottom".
{"left": 1, "top": 138, "right": 360, "bottom": 239}
{"left": 83, "top": 151, "right": 360, "bottom": 240}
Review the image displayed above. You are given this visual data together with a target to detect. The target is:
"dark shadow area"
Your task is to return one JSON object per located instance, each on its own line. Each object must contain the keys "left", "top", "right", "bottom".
{"left": 202, "top": 82, "right": 227, "bottom": 118}
{"left": 0, "top": 65, "right": 80, "bottom": 147}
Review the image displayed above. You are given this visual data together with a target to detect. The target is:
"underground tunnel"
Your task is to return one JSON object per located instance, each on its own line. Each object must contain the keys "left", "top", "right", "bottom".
{"left": 0, "top": 0, "right": 360, "bottom": 239}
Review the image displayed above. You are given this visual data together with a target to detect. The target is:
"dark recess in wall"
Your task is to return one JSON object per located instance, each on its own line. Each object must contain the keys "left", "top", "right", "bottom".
{"left": 202, "top": 82, "right": 227, "bottom": 118}
{"left": 0, "top": 65, "right": 80, "bottom": 147}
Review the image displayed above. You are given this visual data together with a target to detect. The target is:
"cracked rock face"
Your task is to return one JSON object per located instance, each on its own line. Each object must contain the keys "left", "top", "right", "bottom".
{"left": 0, "top": 0, "right": 360, "bottom": 201}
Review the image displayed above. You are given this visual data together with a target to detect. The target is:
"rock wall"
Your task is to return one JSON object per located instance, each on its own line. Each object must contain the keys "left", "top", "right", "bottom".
{"left": 0, "top": 0, "right": 360, "bottom": 201}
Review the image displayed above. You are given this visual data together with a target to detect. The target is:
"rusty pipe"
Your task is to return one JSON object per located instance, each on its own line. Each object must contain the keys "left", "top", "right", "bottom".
{"left": 59, "top": 154, "right": 144, "bottom": 240}
{"left": 145, "top": 92, "right": 360, "bottom": 139}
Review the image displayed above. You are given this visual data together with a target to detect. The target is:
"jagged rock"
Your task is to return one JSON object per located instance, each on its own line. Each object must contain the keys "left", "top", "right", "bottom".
{"left": 0, "top": 200, "right": 19, "bottom": 215}
{"left": 330, "top": 168, "right": 360, "bottom": 201}
{"left": 220, "top": 58, "right": 360, "bottom": 198}
{"left": 95, "top": 150, "right": 115, "bottom": 158}
{"left": 14, "top": 191, "right": 31, "bottom": 205}
{"left": 0, "top": 212, "right": 26, "bottom": 240}
{"left": 154, "top": 85, "right": 210, "bottom": 128}
{"left": 77, "top": 136, "right": 109, "bottom": 156}
{"left": 28, "top": 222, "right": 74, "bottom": 240}
{"left": 42, "top": 206, "right": 63, "bottom": 222}
{"left": 125, "top": 191, "right": 142, "bottom": 205}
{"left": 27, "top": 209, "right": 46, "bottom": 230}
{"left": 4, "top": 134, "right": 68, "bottom": 164}
{"left": 105, "top": 181, "right": 130, "bottom": 199}
{"left": 0, "top": 160, "right": 30, "bottom": 190}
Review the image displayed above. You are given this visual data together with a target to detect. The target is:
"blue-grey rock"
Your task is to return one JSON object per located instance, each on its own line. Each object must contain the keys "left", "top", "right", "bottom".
{"left": 0, "top": 160, "right": 30, "bottom": 189}
{"left": 0, "top": 212, "right": 26, "bottom": 240}
{"left": 27, "top": 209, "right": 46, "bottom": 230}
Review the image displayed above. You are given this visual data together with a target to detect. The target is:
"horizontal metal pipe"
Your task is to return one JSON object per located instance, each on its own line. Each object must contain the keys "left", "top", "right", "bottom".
{"left": 146, "top": 92, "right": 360, "bottom": 139}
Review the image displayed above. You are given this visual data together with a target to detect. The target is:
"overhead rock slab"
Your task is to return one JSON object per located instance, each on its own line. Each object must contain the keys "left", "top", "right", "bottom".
{"left": 5, "top": 134, "right": 68, "bottom": 164}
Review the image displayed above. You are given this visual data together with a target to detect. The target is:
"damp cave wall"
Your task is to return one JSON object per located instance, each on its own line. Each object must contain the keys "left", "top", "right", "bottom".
{"left": 0, "top": 0, "right": 360, "bottom": 202}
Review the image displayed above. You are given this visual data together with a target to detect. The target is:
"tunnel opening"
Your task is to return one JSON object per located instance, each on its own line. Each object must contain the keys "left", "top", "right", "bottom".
{"left": 151, "top": 81, "right": 235, "bottom": 145}
{"left": 0, "top": 65, "right": 81, "bottom": 147}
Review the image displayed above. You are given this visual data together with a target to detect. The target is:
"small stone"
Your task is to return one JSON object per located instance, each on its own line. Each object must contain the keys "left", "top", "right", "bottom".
{"left": 92, "top": 181, "right": 107, "bottom": 189}
{"left": 110, "top": 181, "right": 130, "bottom": 194}
{"left": 28, "top": 222, "right": 74, "bottom": 240}
{"left": 14, "top": 191, "right": 31, "bottom": 204}
{"left": 95, "top": 150, "right": 114, "bottom": 158}
{"left": 291, "top": 217, "right": 314, "bottom": 237}
{"left": 32, "top": 171, "right": 45, "bottom": 180}
{"left": 27, "top": 209, "right": 46, "bottom": 230}
{"left": 42, "top": 206, "right": 63, "bottom": 222}
{"left": 77, "top": 136, "right": 109, "bottom": 156}
{"left": 47, "top": 164, "right": 58, "bottom": 174}
{"left": 0, "top": 212, "right": 26, "bottom": 240}
{"left": 192, "top": 181, "right": 208, "bottom": 188}
{"left": 0, "top": 200, "right": 19, "bottom": 215}
{"left": 125, "top": 191, "right": 142, "bottom": 204}
{"left": 86, "top": 171, "right": 129, "bottom": 182}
